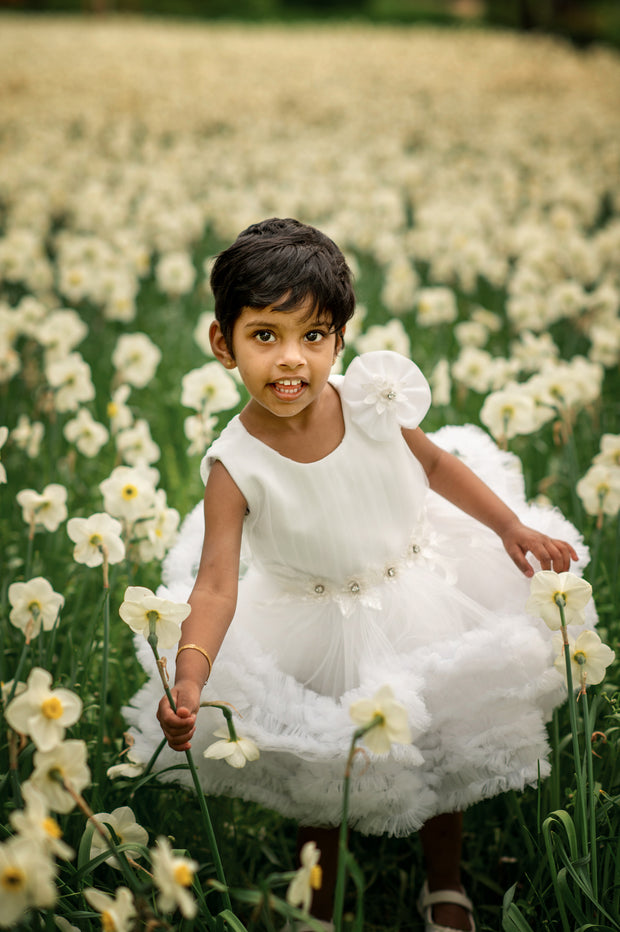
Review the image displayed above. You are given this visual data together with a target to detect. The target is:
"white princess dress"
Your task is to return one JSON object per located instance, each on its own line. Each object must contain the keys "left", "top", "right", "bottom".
{"left": 125, "top": 351, "right": 596, "bottom": 836}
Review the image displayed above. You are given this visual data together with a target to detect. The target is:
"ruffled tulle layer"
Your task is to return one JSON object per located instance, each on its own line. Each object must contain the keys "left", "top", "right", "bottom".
{"left": 123, "top": 425, "right": 595, "bottom": 836}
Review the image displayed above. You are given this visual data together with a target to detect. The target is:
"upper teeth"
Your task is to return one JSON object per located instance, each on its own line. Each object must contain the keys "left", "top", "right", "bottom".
{"left": 277, "top": 379, "right": 301, "bottom": 385}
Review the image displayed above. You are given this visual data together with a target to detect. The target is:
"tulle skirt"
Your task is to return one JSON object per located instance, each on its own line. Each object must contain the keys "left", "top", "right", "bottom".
{"left": 124, "top": 425, "right": 595, "bottom": 836}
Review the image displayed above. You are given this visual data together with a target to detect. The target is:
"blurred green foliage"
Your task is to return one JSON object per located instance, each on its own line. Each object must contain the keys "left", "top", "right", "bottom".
{"left": 2, "top": 0, "right": 620, "bottom": 48}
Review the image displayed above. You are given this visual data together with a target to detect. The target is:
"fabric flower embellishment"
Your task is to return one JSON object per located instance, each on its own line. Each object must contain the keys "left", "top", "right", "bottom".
{"left": 341, "top": 351, "right": 431, "bottom": 440}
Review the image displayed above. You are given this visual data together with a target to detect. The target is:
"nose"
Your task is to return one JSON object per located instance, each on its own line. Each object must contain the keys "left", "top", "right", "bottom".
{"left": 277, "top": 338, "right": 305, "bottom": 369}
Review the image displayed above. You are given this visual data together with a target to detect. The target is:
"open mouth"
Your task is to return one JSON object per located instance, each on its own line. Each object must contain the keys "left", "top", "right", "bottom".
{"left": 270, "top": 378, "right": 306, "bottom": 399}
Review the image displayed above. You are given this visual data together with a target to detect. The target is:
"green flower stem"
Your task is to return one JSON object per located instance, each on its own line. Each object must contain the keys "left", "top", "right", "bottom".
{"left": 550, "top": 708, "right": 561, "bottom": 814}
{"left": 200, "top": 701, "right": 238, "bottom": 742}
{"left": 580, "top": 688, "right": 598, "bottom": 904}
{"left": 5, "top": 638, "right": 30, "bottom": 706}
{"left": 333, "top": 713, "right": 384, "bottom": 932}
{"left": 148, "top": 630, "right": 232, "bottom": 914}
{"left": 556, "top": 597, "right": 588, "bottom": 858}
{"left": 25, "top": 520, "right": 35, "bottom": 580}
{"left": 94, "top": 585, "right": 111, "bottom": 808}
{"left": 52, "top": 771, "right": 139, "bottom": 894}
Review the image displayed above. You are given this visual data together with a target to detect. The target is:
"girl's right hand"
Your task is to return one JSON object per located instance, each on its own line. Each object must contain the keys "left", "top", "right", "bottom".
{"left": 156, "top": 680, "right": 202, "bottom": 752}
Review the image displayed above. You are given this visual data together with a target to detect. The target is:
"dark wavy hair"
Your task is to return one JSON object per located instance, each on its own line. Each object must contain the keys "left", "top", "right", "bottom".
{"left": 210, "top": 218, "right": 356, "bottom": 353}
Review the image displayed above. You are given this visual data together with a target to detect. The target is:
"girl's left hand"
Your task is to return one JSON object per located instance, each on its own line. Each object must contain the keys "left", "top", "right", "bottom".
{"left": 501, "top": 521, "right": 578, "bottom": 577}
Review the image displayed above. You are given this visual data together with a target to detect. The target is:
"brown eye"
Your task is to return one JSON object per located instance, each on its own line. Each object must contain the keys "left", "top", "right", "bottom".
{"left": 254, "top": 330, "right": 275, "bottom": 343}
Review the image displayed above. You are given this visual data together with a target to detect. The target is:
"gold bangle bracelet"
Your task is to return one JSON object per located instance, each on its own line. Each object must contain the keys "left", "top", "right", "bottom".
{"left": 175, "top": 643, "right": 212, "bottom": 680}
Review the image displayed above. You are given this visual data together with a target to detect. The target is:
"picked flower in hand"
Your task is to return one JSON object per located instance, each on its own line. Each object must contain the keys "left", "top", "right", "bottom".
{"left": 119, "top": 586, "right": 190, "bottom": 648}
{"left": 203, "top": 727, "right": 260, "bottom": 769}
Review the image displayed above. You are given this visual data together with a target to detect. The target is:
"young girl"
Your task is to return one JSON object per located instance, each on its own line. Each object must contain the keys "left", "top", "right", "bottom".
{"left": 126, "top": 218, "right": 595, "bottom": 932}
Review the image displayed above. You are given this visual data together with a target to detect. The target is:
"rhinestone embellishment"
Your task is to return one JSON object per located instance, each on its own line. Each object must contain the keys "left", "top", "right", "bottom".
{"left": 314, "top": 583, "right": 325, "bottom": 594}
{"left": 349, "top": 581, "right": 361, "bottom": 594}
{"left": 386, "top": 566, "right": 396, "bottom": 578}
{"left": 386, "top": 390, "right": 396, "bottom": 400}
{"left": 412, "top": 544, "right": 421, "bottom": 554}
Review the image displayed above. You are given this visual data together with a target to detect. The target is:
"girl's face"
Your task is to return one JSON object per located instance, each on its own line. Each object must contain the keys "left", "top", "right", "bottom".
{"left": 210, "top": 298, "right": 341, "bottom": 423}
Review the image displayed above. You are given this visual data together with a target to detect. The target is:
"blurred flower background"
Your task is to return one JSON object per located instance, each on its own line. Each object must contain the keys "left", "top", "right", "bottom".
{"left": 0, "top": 4, "right": 619, "bottom": 930}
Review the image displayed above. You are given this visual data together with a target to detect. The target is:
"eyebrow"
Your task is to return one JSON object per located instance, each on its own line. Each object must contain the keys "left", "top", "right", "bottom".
{"left": 243, "top": 320, "right": 278, "bottom": 330}
{"left": 242, "top": 317, "right": 331, "bottom": 330}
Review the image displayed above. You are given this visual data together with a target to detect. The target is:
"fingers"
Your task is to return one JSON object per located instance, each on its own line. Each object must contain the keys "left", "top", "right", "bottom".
{"left": 504, "top": 525, "right": 579, "bottom": 577}
{"left": 511, "top": 534, "right": 578, "bottom": 576}
{"left": 157, "top": 697, "right": 197, "bottom": 752}
{"left": 507, "top": 543, "right": 534, "bottom": 577}
{"left": 531, "top": 537, "right": 576, "bottom": 573}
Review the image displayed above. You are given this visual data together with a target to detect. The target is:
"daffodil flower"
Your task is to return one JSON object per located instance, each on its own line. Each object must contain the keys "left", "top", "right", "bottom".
{"left": 119, "top": 586, "right": 190, "bottom": 649}
{"left": 29, "top": 739, "right": 91, "bottom": 814}
{"left": 5, "top": 667, "right": 82, "bottom": 751}
{"left": 0, "top": 836, "right": 57, "bottom": 926}
{"left": 0, "top": 425, "right": 8, "bottom": 483}
{"left": 525, "top": 570, "right": 592, "bottom": 629}
{"left": 106, "top": 748, "right": 145, "bottom": 781}
{"left": 151, "top": 836, "right": 198, "bottom": 919}
{"left": 89, "top": 806, "right": 149, "bottom": 870}
{"left": 16, "top": 484, "right": 68, "bottom": 533}
{"left": 8, "top": 577, "right": 65, "bottom": 642}
{"left": 554, "top": 629, "right": 615, "bottom": 693}
{"left": 9, "top": 784, "right": 74, "bottom": 860}
{"left": 203, "top": 727, "right": 260, "bottom": 769}
{"left": 84, "top": 886, "right": 136, "bottom": 932}
{"left": 67, "top": 513, "right": 125, "bottom": 568}
{"left": 349, "top": 684, "right": 412, "bottom": 755}
{"left": 286, "top": 840, "right": 322, "bottom": 915}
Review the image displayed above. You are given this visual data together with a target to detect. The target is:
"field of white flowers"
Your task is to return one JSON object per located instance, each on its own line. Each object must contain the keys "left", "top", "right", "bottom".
{"left": 1, "top": 14, "right": 619, "bottom": 932}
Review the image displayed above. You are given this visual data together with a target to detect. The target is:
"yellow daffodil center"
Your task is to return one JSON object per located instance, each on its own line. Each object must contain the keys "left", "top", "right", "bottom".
{"left": 173, "top": 863, "right": 194, "bottom": 887}
{"left": 1, "top": 866, "right": 26, "bottom": 891}
{"left": 101, "top": 909, "right": 116, "bottom": 932}
{"left": 41, "top": 696, "right": 64, "bottom": 719}
{"left": 89, "top": 533, "right": 103, "bottom": 547}
{"left": 43, "top": 816, "right": 62, "bottom": 839}
{"left": 107, "top": 401, "right": 118, "bottom": 417}
{"left": 121, "top": 484, "right": 138, "bottom": 500}
{"left": 28, "top": 600, "right": 41, "bottom": 615}
{"left": 574, "top": 650, "right": 587, "bottom": 665}
{"left": 310, "top": 864, "right": 323, "bottom": 890}
{"left": 553, "top": 591, "right": 567, "bottom": 607}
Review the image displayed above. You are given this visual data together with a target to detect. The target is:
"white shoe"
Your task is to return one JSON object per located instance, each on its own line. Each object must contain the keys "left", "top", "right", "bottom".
{"left": 417, "top": 881, "right": 476, "bottom": 932}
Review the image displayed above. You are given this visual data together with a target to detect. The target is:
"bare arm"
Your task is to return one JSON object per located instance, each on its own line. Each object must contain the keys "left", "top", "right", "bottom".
{"left": 402, "top": 427, "right": 578, "bottom": 577}
{"left": 157, "top": 460, "right": 247, "bottom": 751}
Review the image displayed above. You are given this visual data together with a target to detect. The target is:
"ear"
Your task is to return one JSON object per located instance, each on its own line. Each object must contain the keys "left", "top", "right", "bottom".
{"left": 210, "top": 321, "right": 236, "bottom": 369}
{"left": 334, "top": 326, "right": 346, "bottom": 359}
